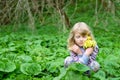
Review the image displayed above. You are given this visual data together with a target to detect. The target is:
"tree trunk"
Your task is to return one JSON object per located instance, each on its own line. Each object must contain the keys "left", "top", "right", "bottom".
{"left": 101, "top": 0, "right": 115, "bottom": 15}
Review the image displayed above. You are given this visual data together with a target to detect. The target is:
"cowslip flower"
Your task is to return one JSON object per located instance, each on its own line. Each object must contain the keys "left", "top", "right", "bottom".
{"left": 83, "top": 36, "right": 96, "bottom": 49}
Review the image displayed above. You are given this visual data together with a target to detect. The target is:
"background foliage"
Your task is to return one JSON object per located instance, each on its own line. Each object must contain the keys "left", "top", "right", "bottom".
{"left": 0, "top": 0, "right": 120, "bottom": 80}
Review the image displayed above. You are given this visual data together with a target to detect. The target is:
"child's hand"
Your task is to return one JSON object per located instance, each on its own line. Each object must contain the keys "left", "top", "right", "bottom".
{"left": 69, "top": 45, "right": 82, "bottom": 55}
{"left": 85, "top": 47, "right": 94, "bottom": 56}
{"left": 83, "top": 36, "right": 96, "bottom": 49}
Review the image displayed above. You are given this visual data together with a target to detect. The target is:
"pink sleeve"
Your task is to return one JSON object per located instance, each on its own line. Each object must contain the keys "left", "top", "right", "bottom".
{"left": 90, "top": 45, "right": 99, "bottom": 60}
{"left": 70, "top": 51, "right": 79, "bottom": 61}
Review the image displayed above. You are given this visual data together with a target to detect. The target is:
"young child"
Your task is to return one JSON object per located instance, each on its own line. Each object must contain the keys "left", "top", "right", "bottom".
{"left": 64, "top": 22, "right": 100, "bottom": 72}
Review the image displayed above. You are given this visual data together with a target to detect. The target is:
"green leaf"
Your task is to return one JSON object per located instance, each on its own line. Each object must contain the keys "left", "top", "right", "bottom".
{"left": 53, "top": 68, "right": 67, "bottom": 80}
{"left": 8, "top": 47, "right": 16, "bottom": 51}
{"left": 0, "top": 60, "right": 16, "bottom": 72}
{"left": 67, "top": 63, "right": 90, "bottom": 73}
{"left": 108, "top": 77, "right": 120, "bottom": 80}
{"left": 93, "top": 70, "right": 106, "bottom": 80}
{"left": 6, "top": 53, "right": 17, "bottom": 61}
{"left": 17, "top": 55, "right": 33, "bottom": 63}
{"left": 54, "top": 63, "right": 90, "bottom": 80}
{"left": 20, "top": 63, "right": 41, "bottom": 75}
{"left": 20, "top": 63, "right": 28, "bottom": 75}
{"left": 47, "top": 58, "right": 64, "bottom": 73}
{"left": 4, "top": 61, "right": 16, "bottom": 72}
{"left": 63, "top": 70, "right": 89, "bottom": 80}
{"left": 0, "top": 61, "right": 5, "bottom": 71}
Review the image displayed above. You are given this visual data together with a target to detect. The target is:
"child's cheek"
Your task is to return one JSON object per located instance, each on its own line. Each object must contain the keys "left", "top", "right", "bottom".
{"left": 84, "top": 39, "right": 87, "bottom": 42}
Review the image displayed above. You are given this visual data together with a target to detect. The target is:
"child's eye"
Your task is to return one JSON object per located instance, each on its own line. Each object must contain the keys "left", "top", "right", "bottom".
{"left": 77, "top": 36, "right": 80, "bottom": 38}
{"left": 83, "top": 36, "right": 87, "bottom": 38}
{"left": 76, "top": 36, "right": 80, "bottom": 38}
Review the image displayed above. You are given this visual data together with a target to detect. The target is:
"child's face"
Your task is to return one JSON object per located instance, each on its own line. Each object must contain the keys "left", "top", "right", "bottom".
{"left": 74, "top": 32, "right": 87, "bottom": 47}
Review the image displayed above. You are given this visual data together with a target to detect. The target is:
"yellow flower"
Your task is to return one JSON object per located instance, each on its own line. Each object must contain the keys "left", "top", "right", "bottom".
{"left": 83, "top": 36, "right": 96, "bottom": 49}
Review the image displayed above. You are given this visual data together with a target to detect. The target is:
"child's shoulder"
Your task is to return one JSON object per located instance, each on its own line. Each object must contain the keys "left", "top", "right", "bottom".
{"left": 95, "top": 45, "right": 99, "bottom": 49}
{"left": 93, "top": 45, "right": 99, "bottom": 53}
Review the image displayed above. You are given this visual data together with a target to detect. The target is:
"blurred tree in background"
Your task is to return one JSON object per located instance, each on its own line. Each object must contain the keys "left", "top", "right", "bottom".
{"left": 0, "top": 0, "right": 120, "bottom": 31}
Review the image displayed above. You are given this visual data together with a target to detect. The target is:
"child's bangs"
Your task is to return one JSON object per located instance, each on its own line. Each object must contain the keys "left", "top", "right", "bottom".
{"left": 79, "top": 30, "right": 88, "bottom": 36}
{"left": 73, "top": 28, "right": 89, "bottom": 36}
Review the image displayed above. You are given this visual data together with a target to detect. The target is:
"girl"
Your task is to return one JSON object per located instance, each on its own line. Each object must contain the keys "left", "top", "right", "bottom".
{"left": 64, "top": 22, "right": 100, "bottom": 72}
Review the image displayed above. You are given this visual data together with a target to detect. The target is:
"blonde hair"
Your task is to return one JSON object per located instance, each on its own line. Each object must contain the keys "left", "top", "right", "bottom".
{"left": 67, "top": 22, "right": 95, "bottom": 49}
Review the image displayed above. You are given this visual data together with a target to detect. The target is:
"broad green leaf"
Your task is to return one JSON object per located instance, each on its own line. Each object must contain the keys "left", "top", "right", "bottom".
{"left": 47, "top": 58, "right": 64, "bottom": 73}
{"left": 8, "top": 47, "right": 16, "bottom": 51}
{"left": 20, "top": 63, "right": 29, "bottom": 75}
{"left": 4, "top": 61, "right": 16, "bottom": 72}
{"left": 6, "top": 53, "right": 17, "bottom": 61}
{"left": 0, "top": 60, "right": 16, "bottom": 72}
{"left": 63, "top": 70, "right": 89, "bottom": 80}
{"left": 53, "top": 68, "right": 67, "bottom": 80}
{"left": 0, "top": 61, "right": 5, "bottom": 71}
{"left": 20, "top": 63, "right": 41, "bottom": 75}
{"left": 108, "top": 77, "right": 120, "bottom": 80}
{"left": 67, "top": 63, "right": 90, "bottom": 73}
{"left": 54, "top": 63, "right": 90, "bottom": 80}
{"left": 17, "top": 55, "right": 33, "bottom": 63}
{"left": 93, "top": 70, "right": 106, "bottom": 80}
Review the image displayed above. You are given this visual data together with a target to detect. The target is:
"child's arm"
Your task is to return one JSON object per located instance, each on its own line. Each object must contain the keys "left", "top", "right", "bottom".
{"left": 84, "top": 47, "right": 94, "bottom": 56}
{"left": 90, "top": 45, "right": 99, "bottom": 60}
{"left": 68, "top": 45, "right": 82, "bottom": 61}
{"left": 78, "top": 47, "right": 94, "bottom": 64}
{"left": 78, "top": 46, "right": 99, "bottom": 64}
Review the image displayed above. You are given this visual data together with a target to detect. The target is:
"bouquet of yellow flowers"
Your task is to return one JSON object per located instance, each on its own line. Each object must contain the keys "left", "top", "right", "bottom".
{"left": 83, "top": 36, "right": 96, "bottom": 49}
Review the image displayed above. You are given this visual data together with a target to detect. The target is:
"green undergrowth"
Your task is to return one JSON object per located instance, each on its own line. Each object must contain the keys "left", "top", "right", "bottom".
{"left": 0, "top": 2, "right": 120, "bottom": 79}
{"left": 0, "top": 21, "right": 120, "bottom": 80}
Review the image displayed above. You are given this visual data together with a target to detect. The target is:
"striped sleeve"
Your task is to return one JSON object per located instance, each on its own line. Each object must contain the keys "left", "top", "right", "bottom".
{"left": 70, "top": 51, "right": 79, "bottom": 61}
{"left": 90, "top": 45, "right": 99, "bottom": 60}
{"left": 70, "top": 51, "right": 76, "bottom": 57}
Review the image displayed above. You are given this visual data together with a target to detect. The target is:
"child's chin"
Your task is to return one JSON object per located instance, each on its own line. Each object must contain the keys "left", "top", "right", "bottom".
{"left": 79, "top": 45, "right": 83, "bottom": 47}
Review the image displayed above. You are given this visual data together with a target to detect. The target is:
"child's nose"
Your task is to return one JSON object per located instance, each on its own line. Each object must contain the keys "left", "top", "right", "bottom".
{"left": 80, "top": 38, "right": 83, "bottom": 41}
